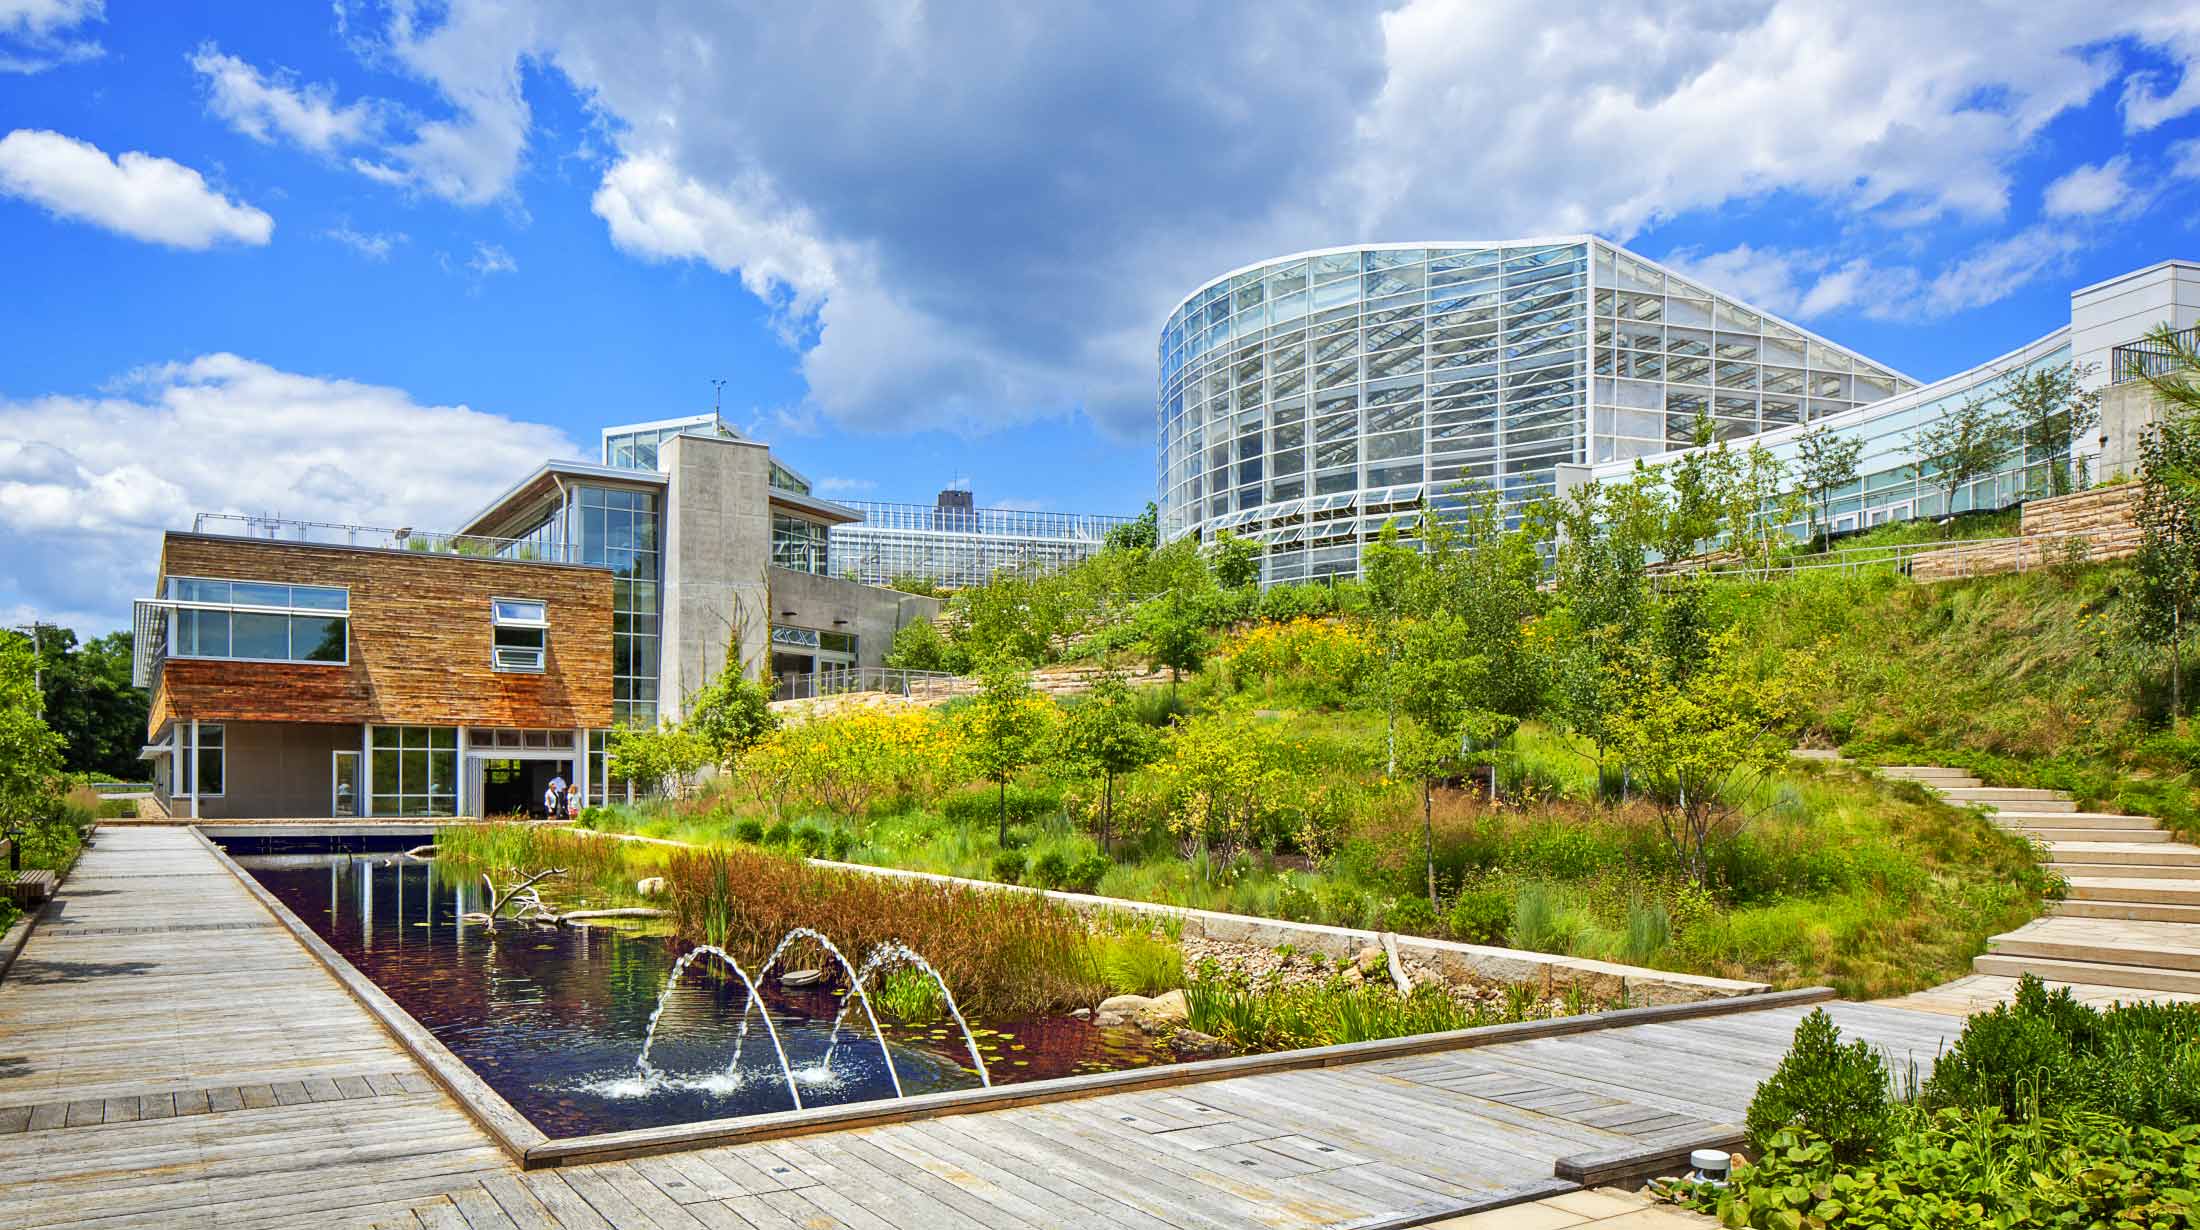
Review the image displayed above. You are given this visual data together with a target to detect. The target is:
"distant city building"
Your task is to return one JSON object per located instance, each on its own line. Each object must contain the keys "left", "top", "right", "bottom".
{"left": 829, "top": 490, "right": 1132, "bottom": 589}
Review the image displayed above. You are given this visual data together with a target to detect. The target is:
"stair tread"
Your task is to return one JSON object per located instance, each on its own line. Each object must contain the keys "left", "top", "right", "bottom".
{"left": 1973, "top": 953, "right": 2200, "bottom": 990}
{"left": 1996, "top": 916, "right": 2200, "bottom": 953}
{"left": 2047, "top": 840, "right": 2200, "bottom": 855}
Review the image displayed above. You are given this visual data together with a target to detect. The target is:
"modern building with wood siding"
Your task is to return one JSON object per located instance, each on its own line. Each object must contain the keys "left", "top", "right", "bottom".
{"left": 134, "top": 416, "right": 938, "bottom": 820}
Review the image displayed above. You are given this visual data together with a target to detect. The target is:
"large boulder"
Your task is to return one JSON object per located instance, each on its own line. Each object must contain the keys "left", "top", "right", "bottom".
{"left": 636, "top": 876, "right": 668, "bottom": 897}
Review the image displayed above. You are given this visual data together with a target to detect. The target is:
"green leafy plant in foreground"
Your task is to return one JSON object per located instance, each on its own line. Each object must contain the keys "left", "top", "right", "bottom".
{"left": 1743, "top": 1007, "right": 1896, "bottom": 1164}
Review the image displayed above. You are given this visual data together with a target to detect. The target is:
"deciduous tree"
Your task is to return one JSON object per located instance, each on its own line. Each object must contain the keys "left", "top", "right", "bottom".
{"left": 1056, "top": 670, "right": 1163, "bottom": 851}
{"left": 0, "top": 635, "right": 65, "bottom": 846}
{"left": 2003, "top": 361, "right": 2102, "bottom": 496}
{"left": 1910, "top": 390, "right": 2014, "bottom": 518}
{"left": 959, "top": 656, "right": 1057, "bottom": 844}
{"left": 1795, "top": 424, "right": 1864, "bottom": 547}
{"left": 2136, "top": 327, "right": 2200, "bottom": 716}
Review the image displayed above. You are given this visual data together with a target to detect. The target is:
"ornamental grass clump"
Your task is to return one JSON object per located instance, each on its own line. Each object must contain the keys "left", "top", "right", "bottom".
{"left": 660, "top": 845, "right": 1107, "bottom": 1016}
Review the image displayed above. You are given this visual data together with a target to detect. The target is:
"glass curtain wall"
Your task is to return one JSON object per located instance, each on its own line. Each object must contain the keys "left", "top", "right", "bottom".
{"left": 1156, "top": 240, "right": 1914, "bottom": 583}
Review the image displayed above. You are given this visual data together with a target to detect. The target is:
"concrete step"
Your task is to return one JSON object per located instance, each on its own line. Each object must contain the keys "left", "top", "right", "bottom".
{"left": 1997, "top": 810, "right": 2160, "bottom": 829}
{"left": 1883, "top": 769, "right": 1982, "bottom": 787}
{"left": 2054, "top": 899, "right": 2200, "bottom": 924}
{"left": 2054, "top": 862, "right": 2200, "bottom": 881}
{"left": 1951, "top": 795, "right": 2080, "bottom": 813}
{"left": 1939, "top": 786, "right": 2073, "bottom": 804}
{"left": 1881, "top": 765, "right": 1975, "bottom": 777}
{"left": 1972, "top": 953, "right": 2200, "bottom": 996}
{"left": 1989, "top": 918, "right": 2200, "bottom": 974}
{"left": 2006, "top": 826, "right": 2171, "bottom": 843}
{"left": 2068, "top": 877, "right": 2200, "bottom": 906}
{"left": 2046, "top": 842, "right": 2200, "bottom": 866}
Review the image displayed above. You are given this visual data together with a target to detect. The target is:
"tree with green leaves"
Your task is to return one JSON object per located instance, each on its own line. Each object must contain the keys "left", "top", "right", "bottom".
{"left": 1910, "top": 389, "right": 2015, "bottom": 518}
{"left": 1546, "top": 473, "right": 1658, "bottom": 798}
{"left": 606, "top": 721, "right": 713, "bottom": 800}
{"left": 1056, "top": 670, "right": 1163, "bottom": 851}
{"left": 958, "top": 656, "right": 1057, "bottom": 844}
{"left": 0, "top": 633, "right": 66, "bottom": 856}
{"left": 2002, "top": 361, "right": 2102, "bottom": 497}
{"left": 1135, "top": 589, "right": 1212, "bottom": 690}
{"left": 1206, "top": 530, "right": 1260, "bottom": 590}
{"left": 684, "top": 627, "right": 779, "bottom": 771}
{"left": 1361, "top": 517, "right": 1431, "bottom": 775}
{"left": 1795, "top": 424, "right": 1864, "bottom": 547}
{"left": 1607, "top": 627, "right": 1812, "bottom": 885}
{"left": 1718, "top": 442, "right": 1806, "bottom": 578}
{"left": 1652, "top": 411, "right": 1727, "bottom": 561}
{"left": 883, "top": 616, "right": 962, "bottom": 674}
{"left": 1104, "top": 502, "right": 1159, "bottom": 553}
{"left": 2136, "top": 327, "right": 2200, "bottom": 716}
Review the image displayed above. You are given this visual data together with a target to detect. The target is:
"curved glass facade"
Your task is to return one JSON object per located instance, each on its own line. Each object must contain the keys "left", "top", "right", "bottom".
{"left": 1156, "top": 239, "right": 1914, "bottom": 582}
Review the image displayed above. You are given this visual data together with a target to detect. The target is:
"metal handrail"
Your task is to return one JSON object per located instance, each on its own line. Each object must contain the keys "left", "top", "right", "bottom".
{"left": 2111, "top": 324, "right": 2200, "bottom": 385}
{"left": 190, "top": 513, "right": 582, "bottom": 563}
{"left": 770, "top": 665, "right": 961, "bottom": 703}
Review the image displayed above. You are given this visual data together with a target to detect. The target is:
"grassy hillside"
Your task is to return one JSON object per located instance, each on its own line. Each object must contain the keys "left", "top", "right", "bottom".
{"left": 1714, "top": 560, "right": 2199, "bottom": 838}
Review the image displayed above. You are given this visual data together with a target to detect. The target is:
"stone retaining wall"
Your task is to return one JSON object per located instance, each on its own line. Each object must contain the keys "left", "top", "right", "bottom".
{"left": 1909, "top": 484, "right": 2142, "bottom": 581}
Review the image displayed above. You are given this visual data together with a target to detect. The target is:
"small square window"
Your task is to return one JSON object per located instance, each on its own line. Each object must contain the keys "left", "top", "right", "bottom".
{"left": 492, "top": 597, "right": 549, "bottom": 671}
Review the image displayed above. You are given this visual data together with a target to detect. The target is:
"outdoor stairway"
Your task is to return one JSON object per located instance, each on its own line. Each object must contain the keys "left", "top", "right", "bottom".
{"left": 1880, "top": 765, "right": 2200, "bottom": 999}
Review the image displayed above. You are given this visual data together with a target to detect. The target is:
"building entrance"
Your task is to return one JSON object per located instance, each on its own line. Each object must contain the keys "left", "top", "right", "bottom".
{"left": 474, "top": 757, "right": 575, "bottom": 818}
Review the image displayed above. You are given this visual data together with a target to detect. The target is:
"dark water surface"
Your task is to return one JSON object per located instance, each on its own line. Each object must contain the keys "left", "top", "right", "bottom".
{"left": 233, "top": 853, "right": 1172, "bottom": 1137}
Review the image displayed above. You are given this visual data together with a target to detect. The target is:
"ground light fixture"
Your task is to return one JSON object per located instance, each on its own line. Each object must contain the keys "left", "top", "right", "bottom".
{"left": 1687, "top": 1148, "right": 1732, "bottom": 1185}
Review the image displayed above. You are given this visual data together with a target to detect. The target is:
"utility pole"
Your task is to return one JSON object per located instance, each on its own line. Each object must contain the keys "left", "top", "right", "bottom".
{"left": 711, "top": 378, "right": 728, "bottom": 436}
{"left": 8, "top": 621, "right": 55, "bottom": 692}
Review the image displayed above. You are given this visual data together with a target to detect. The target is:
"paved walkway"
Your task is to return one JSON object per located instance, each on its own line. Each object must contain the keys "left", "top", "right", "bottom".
{"left": 1, "top": 829, "right": 1954, "bottom": 1229}
{"left": 1872, "top": 765, "right": 2200, "bottom": 1012}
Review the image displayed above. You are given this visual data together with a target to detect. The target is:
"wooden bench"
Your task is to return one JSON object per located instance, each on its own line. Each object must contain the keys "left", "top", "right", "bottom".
{"left": 3, "top": 870, "right": 56, "bottom": 907}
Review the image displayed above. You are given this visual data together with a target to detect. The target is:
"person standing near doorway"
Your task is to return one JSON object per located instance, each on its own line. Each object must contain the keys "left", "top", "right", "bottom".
{"left": 548, "top": 768, "right": 570, "bottom": 821}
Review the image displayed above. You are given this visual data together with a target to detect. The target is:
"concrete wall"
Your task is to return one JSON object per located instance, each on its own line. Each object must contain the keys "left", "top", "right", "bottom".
{"left": 658, "top": 434, "right": 773, "bottom": 722}
{"left": 2068, "top": 260, "right": 2200, "bottom": 385}
{"left": 2097, "top": 381, "right": 2173, "bottom": 484}
{"left": 197, "top": 721, "right": 361, "bottom": 819}
{"left": 767, "top": 567, "right": 943, "bottom": 669}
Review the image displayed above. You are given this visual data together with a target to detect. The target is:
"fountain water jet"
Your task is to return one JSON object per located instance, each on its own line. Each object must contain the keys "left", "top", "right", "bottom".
{"left": 827, "top": 942, "right": 991, "bottom": 1088}
{"left": 729, "top": 927, "right": 904, "bottom": 1099}
{"left": 633, "top": 946, "right": 803, "bottom": 1110}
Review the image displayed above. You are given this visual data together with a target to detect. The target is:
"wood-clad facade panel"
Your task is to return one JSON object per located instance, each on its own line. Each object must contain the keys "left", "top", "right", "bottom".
{"left": 152, "top": 534, "right": 614, "bottom": 733}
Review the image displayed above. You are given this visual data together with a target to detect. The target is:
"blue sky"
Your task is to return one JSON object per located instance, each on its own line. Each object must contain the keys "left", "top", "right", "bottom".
{"left": 4, "top": 1, "right": 2200, "bottom": 631}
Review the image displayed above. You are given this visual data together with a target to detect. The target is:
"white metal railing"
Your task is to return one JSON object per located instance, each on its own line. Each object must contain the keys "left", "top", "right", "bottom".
{"left": 771, "top": 665, "right": 960, "bottom": 703}
{"left": 191, "top": 513, "right": 584, "bottom": 564}
{"left": 1656, "top": 525, "right": 2141, "bottom": 586}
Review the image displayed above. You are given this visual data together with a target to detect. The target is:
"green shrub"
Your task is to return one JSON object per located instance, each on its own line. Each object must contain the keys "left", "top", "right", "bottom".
{"left": 1617, "top": 900, "right": 1671, "bottom": 966}
{"left": 1508, "top": 882, "right": 1570, "bottom": 953}
{"left": 1447, "top": 887, "right": 1510, "bottom": 944}
{"left": 989, "top": 849, "right": 1027, "bottom": 885}
{"left": 1686, "top": 1114, "right": 2200, "bottom": 1230}
{"left": 790, "top": 822, "right": 829, "bottom": 858}
{"left": 1921, "top": 974, "right": 2200, "bottom": 1128}
{"left": 732, "top": 816, "right": 765, "bottom": 843}
{"left": 824, "top": 828, "right": 857, "bottom": 862}
{"left": 1384, "top": 895, "right": 1437, "bottom": 935}
{"left": 1744, "top": 1008, "right": 1895, "bottom": 1164}
{"left": 1029, "top": 849, "right": 1070, "bottom": 890}
{"left": 941, "top": 785, "right": 1061, "bottom": 830}
{"left": 1059, "top": 852, "right": 1111, "bottom": 895}
{"left": 761, "top": 819, "right": 793, "bottom": 847}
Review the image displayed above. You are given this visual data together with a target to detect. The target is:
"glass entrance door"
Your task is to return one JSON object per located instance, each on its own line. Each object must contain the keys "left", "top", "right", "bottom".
{"left": 332, "top": 750, "right": 361, "bottom": 818}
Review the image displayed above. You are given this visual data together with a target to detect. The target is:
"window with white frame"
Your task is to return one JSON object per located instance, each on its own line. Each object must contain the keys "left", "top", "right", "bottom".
{"left": 165, "top": 576, "right": 349, "bottom": 665}
{"left": 491, "top": 597, "right": 548, "bottom": 671}
{"left": 189, "top": 723, "right": 225, "bottom": 796}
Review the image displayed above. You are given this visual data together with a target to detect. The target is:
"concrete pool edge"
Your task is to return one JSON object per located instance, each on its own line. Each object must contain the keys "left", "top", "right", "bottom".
{"left": 194, "top": 825, "right": 1833, "bottom": 1171}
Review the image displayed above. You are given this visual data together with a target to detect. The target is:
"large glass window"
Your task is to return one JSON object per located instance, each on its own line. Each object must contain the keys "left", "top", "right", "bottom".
{"left": 369, "top": 726, "right": 457, "bottom": 817}
{"left": 568, "top": 485, "right": 662, "bottom": 726}
{"left": 165, "top": 576, "right": 349, "bottom": 665}
{"left": 771, "top": 513, "right": 831, "bottom": 574}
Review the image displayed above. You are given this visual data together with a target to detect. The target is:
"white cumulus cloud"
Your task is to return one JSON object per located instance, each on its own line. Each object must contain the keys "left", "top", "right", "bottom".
{"left": 189, "top": 42, "right": 380, "bottom": 154}
{"left": 0, "top": 128, "right": 272, "bottom": 249}
{"left": 0, "top": 0, "right": 102, "bottom": 74}
{"left": 2042, "top": 156, "right": 2136, "bottom": 217}
{"left": 0, "top": 355, "right": 582, "bottom": 630}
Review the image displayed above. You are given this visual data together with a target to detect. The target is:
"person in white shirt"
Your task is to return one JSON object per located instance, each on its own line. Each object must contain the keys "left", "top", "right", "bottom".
{"left": 543, "top": 782, "right": 560, "bottom": 819}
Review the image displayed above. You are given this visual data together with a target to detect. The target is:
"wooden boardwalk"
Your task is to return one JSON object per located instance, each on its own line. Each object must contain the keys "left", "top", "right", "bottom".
{"left": 0, "top": 829, "right": 1958, "bottom": 1229}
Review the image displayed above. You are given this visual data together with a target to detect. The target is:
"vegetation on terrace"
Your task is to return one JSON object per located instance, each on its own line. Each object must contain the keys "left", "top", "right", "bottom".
{"left": 1675, "top": 978, "right": 2200, "bottom": 1227}
{"left": 586, "top": 358, "right": 2198, "bottom": 1006}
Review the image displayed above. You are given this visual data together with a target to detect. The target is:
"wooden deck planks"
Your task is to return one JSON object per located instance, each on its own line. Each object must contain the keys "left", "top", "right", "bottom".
{"left": 1, "top": 828, "right": 1967, "bottom": 1230}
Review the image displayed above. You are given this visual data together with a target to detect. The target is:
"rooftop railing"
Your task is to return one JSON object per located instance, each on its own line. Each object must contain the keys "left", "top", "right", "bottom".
{"left": 771, "top": 665, "right": 961, "bottom": 704}
{"left": 190, "top": 513, "right": 583, "bottom": 564}
{"left": 2110, "top": 324, "right": 2200, "bottom": 385}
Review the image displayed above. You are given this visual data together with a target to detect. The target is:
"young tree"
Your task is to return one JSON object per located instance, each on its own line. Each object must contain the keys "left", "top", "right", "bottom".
{"left": 883, "top": 616, "right": 961, "bottom": 674}
{"left": 1148, "top": 702, "right": 1283, "bottom": 867}
{"left": 2002, "top": 361, "right": 2102, "bottom": 496}
{"left": 1909, "top": 390, "right": 2014, "bottom": 518}
{"left": 1135, "top": 589, "right": 1212, "bottom": 690}
{"left": 685, "top": 629, "right": 779, "bottom": 771}
{"left": 1362, "top": 518, "right": 1432, "bottom": 775}
{"left": 1206, "top": 530, "right": 1261, "bottom": 590}
{"left": 958, "top": 656, "right": 1057, "bottom": 844}
{"left": 1652, "top": 411, "right": 1728, "bottom": 561}
{"left": 1104, "top": 502, "right": 1159, "bottom": 553}
{"left": 1056, "top": 670, "right": 1163, "bottom": 851}
{"left": 606, "top": 722, "right": 713, "bottom": 800}
{"left": 0, "top": 634, "right": 66, "bottom": 857}
{"left": 1718, "top": 442, "right": 1806, "bottom": 578}
{"left": 2136, "top": 327, "right": 2200, "bottom": 715}
{"left": 1795, "top": 424, "right": 1864, "bottom": 547}
{"left": 1607, "top": 628, "right": 1811, "bottom": 885}
{"left": 1546, "top": 474, "right": 1657, "bottom": 797}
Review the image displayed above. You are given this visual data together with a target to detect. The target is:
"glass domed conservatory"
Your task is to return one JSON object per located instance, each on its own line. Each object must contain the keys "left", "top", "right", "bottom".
{"left": 1156, "top": 238, "right": 1915, "bottom": 583}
